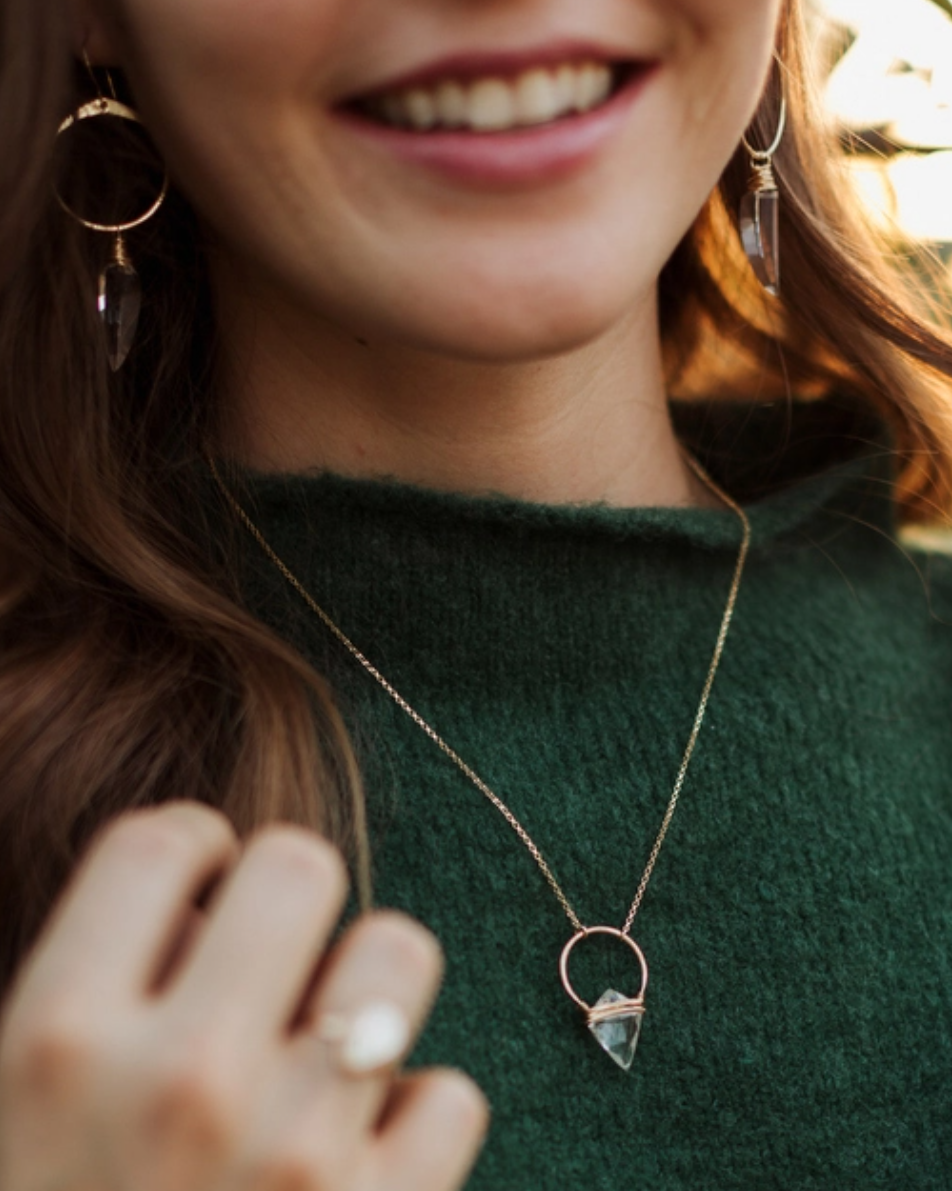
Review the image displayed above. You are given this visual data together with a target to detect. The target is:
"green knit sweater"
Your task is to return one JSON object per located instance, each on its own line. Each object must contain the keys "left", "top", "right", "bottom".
{"left": 234, "top": 396, "right": 952, "bottom": 1190}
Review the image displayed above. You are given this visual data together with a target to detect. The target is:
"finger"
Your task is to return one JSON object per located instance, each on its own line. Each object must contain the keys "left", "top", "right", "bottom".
{"left": 290, "top": 911, "right": 444, "bottom": 1146}
{"left": 15, "top": 804, "right": 239, "bottom": 1008}
{"left": 368, "top": 1069, "right": 490, "bottom": 1191}
{"left": 167, "top": 826, "right": 348, "bottom": 1043}
{"left": 150, "top": 904, "right": 210, "bottom": 990}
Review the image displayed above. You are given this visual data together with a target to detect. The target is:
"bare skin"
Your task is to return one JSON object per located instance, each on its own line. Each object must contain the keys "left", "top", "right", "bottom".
{"left": 0, "top": 0, "right": 784, "bottom": 1188}
{"left": 214, "top": 277, "right": 696, "bottom": 507}
{"left": 79, "top": 0, "right": 781, "bottom": 506}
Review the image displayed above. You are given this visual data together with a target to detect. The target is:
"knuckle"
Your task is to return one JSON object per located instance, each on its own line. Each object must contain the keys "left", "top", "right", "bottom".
{"left": 139, "top": 1058, "right": 243, "bottom": 1160}
{"left": 248, "top": 1148, "right": 332, "bottom": 1191}
{"left": 358, "top": 911, "right": 444, "bottom": 981}
{"left": 249, "top": 827, "right": 349, "bottom": 897}
{"left": 434, "top": 1070, "right": 492, "bottom": 1137}
{"left": 1, "top": 1009, "right": 96, "bottom": 1102}
{"left": 98, "top": 805, "right": 238, "bottom": 870}
{"left": 97, "top": 811, "right": 188, "bottom": 863}
{"left": 158, "top": 802, "right": 239, "bottom": 849}
{"left": 101, "top": 813, "right": 187, "bottom": 860}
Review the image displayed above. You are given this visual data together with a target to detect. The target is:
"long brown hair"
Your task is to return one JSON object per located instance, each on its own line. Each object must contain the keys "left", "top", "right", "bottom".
{"left": 1, "top": 0, "right": 951, "bottom": 995}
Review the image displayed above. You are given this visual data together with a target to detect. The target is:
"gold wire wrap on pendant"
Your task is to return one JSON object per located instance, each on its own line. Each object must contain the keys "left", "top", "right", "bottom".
{"left": 55, "top": 96, "right": 170, "bottom": 370}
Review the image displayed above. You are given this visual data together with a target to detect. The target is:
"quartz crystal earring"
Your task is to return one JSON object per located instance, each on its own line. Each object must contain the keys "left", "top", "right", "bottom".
{"left": 739, "top": 96, "right": 787, "bottom": 298}
{"left": 54, "top": 63, "right": 169, "bottom": 370}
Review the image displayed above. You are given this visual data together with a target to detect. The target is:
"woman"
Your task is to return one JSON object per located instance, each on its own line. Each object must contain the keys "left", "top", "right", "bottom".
{"left": 0, "top": 0, "right": 950, "bottom": 1186}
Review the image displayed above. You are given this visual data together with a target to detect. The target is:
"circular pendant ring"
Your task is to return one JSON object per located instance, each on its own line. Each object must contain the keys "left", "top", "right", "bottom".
{"left": 559, "top": 926, "right": 649, "bottom": 1012}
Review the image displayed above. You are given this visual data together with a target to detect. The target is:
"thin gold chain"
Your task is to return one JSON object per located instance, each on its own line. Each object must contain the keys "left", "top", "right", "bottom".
{"left": 207, "top": 454, "right": 751, "bottom": 937}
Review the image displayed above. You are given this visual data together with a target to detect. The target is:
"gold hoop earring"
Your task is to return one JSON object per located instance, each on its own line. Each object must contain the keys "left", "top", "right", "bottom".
{"left": 739, "top": 96, "right": 787, "bottom": 299}
{"left": 55, "top": 66, "right": 170, "bottom": 371}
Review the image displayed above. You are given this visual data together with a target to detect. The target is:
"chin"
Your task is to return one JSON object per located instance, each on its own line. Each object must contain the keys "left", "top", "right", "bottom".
{"left": 427, "top": 313, "right": 621, "bottom": 364}
{"left": 367, "top": 269, "right": 650, "bottom": 363}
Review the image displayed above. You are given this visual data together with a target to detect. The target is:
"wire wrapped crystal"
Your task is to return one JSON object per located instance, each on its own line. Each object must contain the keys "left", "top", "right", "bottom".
{"left": 740, "top": 175, "right": 781, "bottom": 297}
{"left": 98, "top": 235, "right": 142, "bottom": 371}
{"left": 588, "top": 990, "right": 646, "bottom": 1071}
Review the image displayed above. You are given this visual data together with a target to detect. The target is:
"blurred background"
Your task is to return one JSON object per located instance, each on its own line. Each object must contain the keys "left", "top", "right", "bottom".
{"left": 813, "top": 0, "right": 952, "bottom": 545}
{"left": 815, "top": 0, "right": 952, "bottom": 252}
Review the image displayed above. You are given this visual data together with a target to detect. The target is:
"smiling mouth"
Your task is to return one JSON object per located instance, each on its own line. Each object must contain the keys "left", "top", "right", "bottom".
{"left": 346, "top": 61, "right": 647, "bottom": 135}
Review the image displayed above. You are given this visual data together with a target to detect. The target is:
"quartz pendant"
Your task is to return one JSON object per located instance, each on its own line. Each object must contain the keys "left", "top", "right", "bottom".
{"left": 588, "top": 990, "right": 645, "bottom": 1072}
{"left": 560, "top": 927, "right": 649, "bottom": 1071}
{"left": 98, "top": 260, "right": 142, "bottom": 371}
{"left": 739, "top": 188, "right": 780, "bottom": 297}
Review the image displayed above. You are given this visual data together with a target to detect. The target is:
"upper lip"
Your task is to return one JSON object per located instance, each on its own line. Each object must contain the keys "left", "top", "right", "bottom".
{"left": 341, "top": 38, "right": 657, "bottom": 102}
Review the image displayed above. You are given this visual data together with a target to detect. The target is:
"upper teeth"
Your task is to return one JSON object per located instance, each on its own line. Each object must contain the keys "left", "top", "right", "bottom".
{"left": 368, "top": 62, "right": 616, "bottom": 133}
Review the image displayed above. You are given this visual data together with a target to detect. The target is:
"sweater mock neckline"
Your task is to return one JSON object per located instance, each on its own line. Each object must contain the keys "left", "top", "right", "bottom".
{"left": 232, "top": 393, "right": 896, "bottom": 552}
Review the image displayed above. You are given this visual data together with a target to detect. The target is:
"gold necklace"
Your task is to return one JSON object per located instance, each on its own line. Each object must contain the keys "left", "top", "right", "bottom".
{"left": 207, "top": 453, "right": 751, "bottom": 1072}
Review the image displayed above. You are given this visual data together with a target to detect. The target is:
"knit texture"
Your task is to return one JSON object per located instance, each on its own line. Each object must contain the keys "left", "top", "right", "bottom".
{"left": 232, "top": 396, "right": 952, "bottom": 1190}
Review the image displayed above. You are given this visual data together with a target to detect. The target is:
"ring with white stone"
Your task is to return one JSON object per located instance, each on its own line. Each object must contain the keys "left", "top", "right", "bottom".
{"left": 315, "top": 1000, "right": 412, "bottom": 1076}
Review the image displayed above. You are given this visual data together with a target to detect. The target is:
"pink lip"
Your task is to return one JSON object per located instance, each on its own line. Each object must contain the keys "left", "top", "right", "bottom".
{"left": 333, "top": 66, "right": 659, "bottom": 189}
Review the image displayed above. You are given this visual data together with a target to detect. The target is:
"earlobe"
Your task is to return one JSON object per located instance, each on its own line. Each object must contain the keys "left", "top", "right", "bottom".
{"left": 68, "top": 0, "right": 122, "bottom": 66}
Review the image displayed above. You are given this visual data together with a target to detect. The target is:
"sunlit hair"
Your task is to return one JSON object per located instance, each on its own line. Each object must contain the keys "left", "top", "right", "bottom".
{"left": 1, "top": 0, "right": 951, "bottom": 992}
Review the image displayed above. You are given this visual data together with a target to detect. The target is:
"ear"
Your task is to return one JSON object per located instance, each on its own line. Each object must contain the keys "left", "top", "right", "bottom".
{"left": 68, "top": 0, "right": 123, "bottom": 66}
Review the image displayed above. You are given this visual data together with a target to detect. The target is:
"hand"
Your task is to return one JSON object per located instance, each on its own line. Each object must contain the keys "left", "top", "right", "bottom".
{"left": 0, "top": 803, "right": 489, "bottom": 1191}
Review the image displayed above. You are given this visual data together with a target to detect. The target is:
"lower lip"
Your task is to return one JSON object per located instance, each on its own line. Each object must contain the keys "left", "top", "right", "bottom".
{"left": 333, "top": 67, "right": 659, "bottom": 188}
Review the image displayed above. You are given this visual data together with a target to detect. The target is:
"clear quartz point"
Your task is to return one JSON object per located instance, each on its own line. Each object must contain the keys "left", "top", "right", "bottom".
{"left": 739, "top": 189, "right": 780, "bottom": 297}
{"left": 98, "top": 261, "right": 142, "bottom": 371}
{"left": 588, "top": 990, "right": 644, "bottom": 1072}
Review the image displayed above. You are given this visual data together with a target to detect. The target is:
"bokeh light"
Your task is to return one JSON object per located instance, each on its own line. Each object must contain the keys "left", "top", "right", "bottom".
{"left": 816, "top": 0, "right": 952, "bottom": 244}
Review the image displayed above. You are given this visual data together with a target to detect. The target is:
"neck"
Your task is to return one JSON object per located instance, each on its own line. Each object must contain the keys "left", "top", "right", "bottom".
{"left": 214, "top": 278, "right": 713, "bottom": 510}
